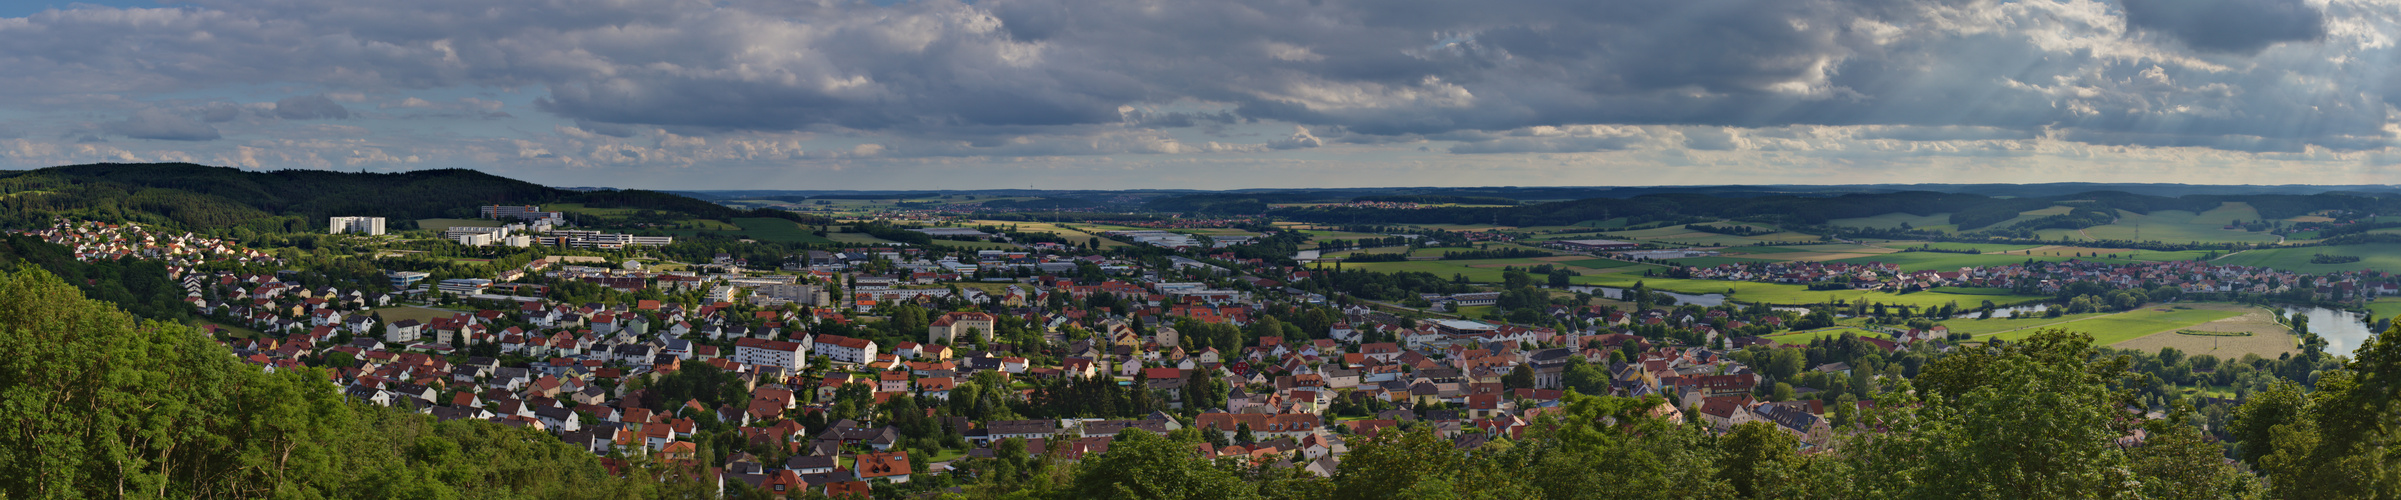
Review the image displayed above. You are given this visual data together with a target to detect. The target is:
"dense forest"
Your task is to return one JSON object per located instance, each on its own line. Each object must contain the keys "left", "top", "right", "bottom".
{"left": 0, "top": 163, "right": 825, "bottom": 235}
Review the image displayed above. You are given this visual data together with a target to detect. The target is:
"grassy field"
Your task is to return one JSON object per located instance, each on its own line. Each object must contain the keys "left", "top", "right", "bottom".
{"left": 1663, "top": 256, "right": 1775, "bottom": 267}
{"left": 2113, "top": 308, "right": 2298, "bottom": 358}
{"left": 1940, "top": 312, "right": 2113, "bottom": 336}
{"left": 1561, "top": 258, "right": 1646, "bottom": 269}
{"left": 1882, "top": 241, "right": 2042, "bottom": 253}
{"left": 826, "top": 232, "right": 901, "bottom": 245}
{"left": 2073, "top": 203, "right": 2281, "bottom": 244}
{"left": 2369, "top": 298, "right": 2401, "bottom": 322}
{"left": 1829, "top": 212, "right": 1956, "bottom": 231}
{"left": 1716, "top": 246, "right": 1812, "bottom": 255}
{"left": 2212, "top": 243, "right": 2401, "bottom": 273}
{"left": 1984, "top": 305, "right": 2249, "bottom": 345}
{"left": 416, "top": 219, "right": 502, "bottom": 232}
{"left": 1763, "top": 327, "right": 1888, "bottom": 345}
{"left": 1325, "top": 247, "right": 1413, "bottom": 258}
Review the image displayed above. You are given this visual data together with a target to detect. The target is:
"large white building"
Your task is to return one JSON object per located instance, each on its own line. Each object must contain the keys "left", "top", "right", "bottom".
{"left": 812, "top": 334, "right": 878, "bottom": 365}
{"left": 733, "top": 338, "right": 808, "bottom": 371}
{"left": 328, "top": 216, "right": 386, "bottom": 236}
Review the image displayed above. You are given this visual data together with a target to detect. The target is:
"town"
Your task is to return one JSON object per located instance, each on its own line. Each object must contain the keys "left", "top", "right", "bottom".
{"left": 15, "top": 189, "right": 2380, "bottom": 499}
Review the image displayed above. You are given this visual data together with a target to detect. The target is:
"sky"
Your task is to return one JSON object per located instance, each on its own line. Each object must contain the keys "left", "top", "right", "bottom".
{"left": 2, "top": 0, "right": 2400, "bottom": 190}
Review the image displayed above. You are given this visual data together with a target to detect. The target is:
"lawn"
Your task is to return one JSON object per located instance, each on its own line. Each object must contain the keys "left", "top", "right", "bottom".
{"left": 1984, "top": 306, "right": 2249, "bottom": 345}
{"left": 2211, "top": 243, "right": 2401, "bottom": 273}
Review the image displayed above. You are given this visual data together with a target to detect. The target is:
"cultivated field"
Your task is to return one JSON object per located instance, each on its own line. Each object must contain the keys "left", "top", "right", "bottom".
{"left": 2077, "top": 203, "right": 2283, "bottom": 244}
{"left": 1982, "top": 304, "right": 2251, "bottom": 345}
{"left": 2112, "top": 309, "right": 2300, "bottom": 358}
{"left": 2212, "top": 243, "right": 2401, "bottom": 273}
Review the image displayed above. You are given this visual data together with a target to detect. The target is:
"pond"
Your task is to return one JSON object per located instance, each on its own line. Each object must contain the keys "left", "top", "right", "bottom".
{"left": 2287, "top": 306, "right": 2379, "bottom": 358}
{"left": 1954, "top": 304, "right": 2050, "bottom": 319}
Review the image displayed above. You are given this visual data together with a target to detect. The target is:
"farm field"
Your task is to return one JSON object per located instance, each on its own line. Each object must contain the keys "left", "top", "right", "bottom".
{"left": 2076, "top": 203, "right": 2283, "bottom": 243}
{"left": 1764, "top": 327, "right": 1888, "bottom": 345}
{"left": 415, "top": 218, "right": 501, "bottom": 232}
{"left": 1571, "top": 274, "right": 2049, "bottom": 307}
{"left": 1560, "top": 258, "right": 1645, "bottom": 269}
{"left": 1939, "top": 311, "right": 2113, "bottom": 336}
{"left": 1828, "top": 212, "right": 1956, "bottom": 232}
{"left": 1984, "top": 304, "right": 2249, "bottom": 345}
{"left": 1880, "top": 241, "right": 2042, "bottom": 253}
{"left": 1955, "top": 205, "right": 2075, "bottom": 231}
{"left": 1715, "top": 246, "right": 1811, "bottom": 255}
{"left": 826, "top": 232, "right": 901, "bottom": 245}
{"left": 2212, "top": 243, "right": 2401, "bottom": 273}
{"left": 969, "top": 221, "right": 1134, "bottom": 248}
{"left": 1325, "top": 247, "right": 1413, "bottom": 258}
{"left": 2113, "top": 308, "right": 2299, "bottom": 358}
{"left": 1663, "top": 256, "right": 1775, "bottom": 267}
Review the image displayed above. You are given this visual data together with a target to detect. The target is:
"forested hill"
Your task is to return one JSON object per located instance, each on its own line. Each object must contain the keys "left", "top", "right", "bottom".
{"left": 1271, "top": 189, "right": 2401, "bottom": 227}
{"left": 0, "top": 163, "right": 822, "bottom": 234}
{"left": 0, "top": 266, "right": 706, "bottom": 497}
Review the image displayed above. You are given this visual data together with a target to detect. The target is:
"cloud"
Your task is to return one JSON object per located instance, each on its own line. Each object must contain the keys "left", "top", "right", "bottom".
{"left": 2123, "top": 0, "right": 2326, "bottom": 53}
{"left": 103, "top": 108, "right": 220, "bottom": 141}
{"left": 273, "top": 94, "right": 350, "bottom": 120}
{"left": 1267, "top": 126, "right": 1324, "bottom": 150}
{"left": 0, "top": 0, "right": 2399, "bottom": 176}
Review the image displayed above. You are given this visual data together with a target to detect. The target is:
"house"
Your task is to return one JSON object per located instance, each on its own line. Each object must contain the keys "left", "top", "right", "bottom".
{"left": 385, "top": 319, "right": 423, "bottom": 343}
{"left": 928, "top": 311, "right": 997, "bottom": 344}
{"left": 854, "top": 451, "right": 912, "bottom": 483}
{"left": 733, "top": 338, "right": 809, "bottom": 372}
{"left": 813, "top": 335, "right": 878, "bottom": 365}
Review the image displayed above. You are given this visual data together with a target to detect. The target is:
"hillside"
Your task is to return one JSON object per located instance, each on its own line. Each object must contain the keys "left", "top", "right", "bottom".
{"left": 0, "top": 163, "right": 824, "bottom": 234}
{"left": 0, "top": 266, "right": 702, "bottom": 497}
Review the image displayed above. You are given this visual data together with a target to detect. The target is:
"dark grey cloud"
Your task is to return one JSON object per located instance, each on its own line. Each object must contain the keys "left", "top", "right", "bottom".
{"left": 2123, "top": 0, "right": 2325, "bottom": 54}
{"left": 273, "top": 94, "right": 350, "bottom": 120}
{"left": 199, "top": 103, "right": 242, "bottom": 123}
{"left": 0, "top": 0, "right": 2392, "bottom": 157}
{"left": 104, "top": 108, "right": 221, "bottom": 141}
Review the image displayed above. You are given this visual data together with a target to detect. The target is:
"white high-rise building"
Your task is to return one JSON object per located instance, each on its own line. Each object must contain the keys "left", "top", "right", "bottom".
{"left": 328, "top": 216, "right": 386, "bottom": 235}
